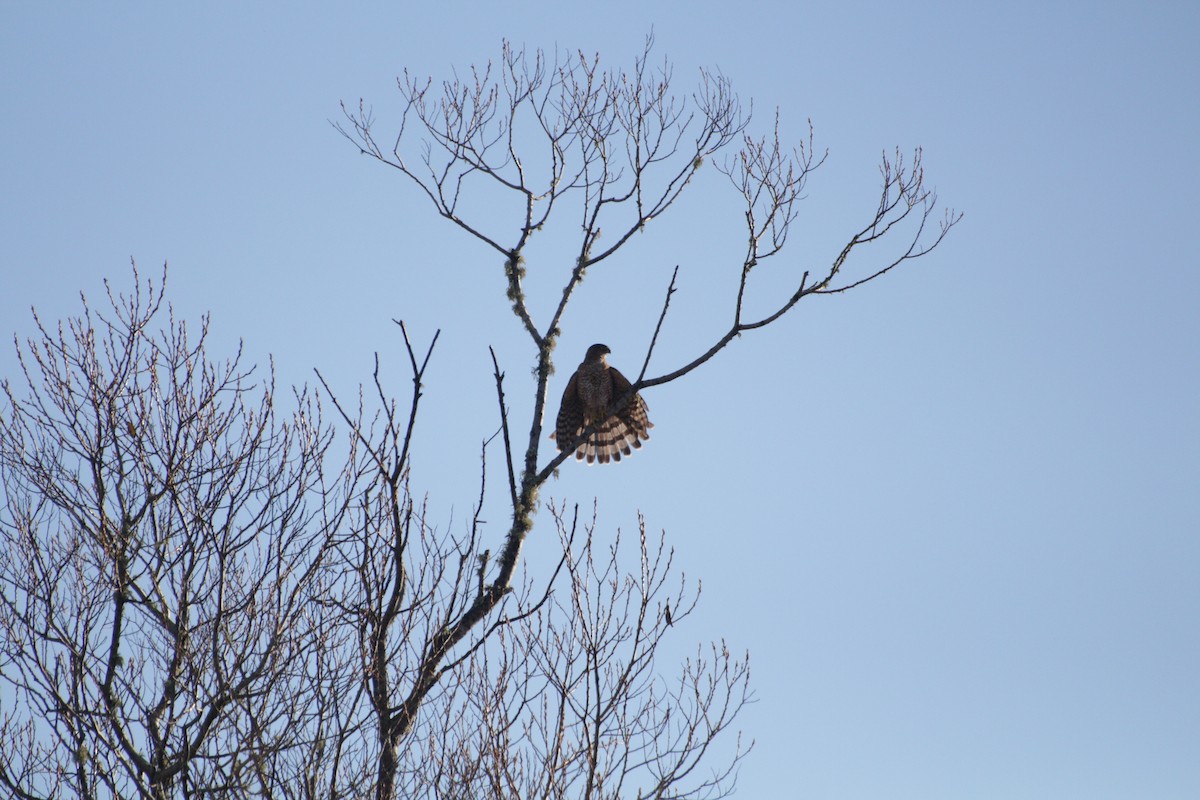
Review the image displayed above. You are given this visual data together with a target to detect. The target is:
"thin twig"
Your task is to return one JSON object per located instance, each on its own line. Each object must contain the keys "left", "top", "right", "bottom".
{"left": 636, "top": 266, "right": 680, "bottom": 383}
{"left": 489, "top": 347, "right": 519, "bottom": 513}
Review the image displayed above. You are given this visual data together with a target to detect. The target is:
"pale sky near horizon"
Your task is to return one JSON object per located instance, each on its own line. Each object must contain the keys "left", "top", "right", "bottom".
{"left": 2, "top": 3, "right": 1198, "bottom": 798}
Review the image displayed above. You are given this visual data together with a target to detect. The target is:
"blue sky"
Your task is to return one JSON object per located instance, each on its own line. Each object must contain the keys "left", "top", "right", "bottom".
{"left": 2, "top": 2, "right": 1198, "bottom": 798}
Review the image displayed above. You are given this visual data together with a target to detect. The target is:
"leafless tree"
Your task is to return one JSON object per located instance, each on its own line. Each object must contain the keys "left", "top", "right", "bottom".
{"left": 1, "top": 35, "right": 956, "bottom": 800}
{"left": 386, "top": 505, "right": 747, "bottom": 800}
{"left": 326, "top": 35, "right": 957, "bottom": 800}
{"left": 0, "top": 267, "right": 348, "bottom": 798}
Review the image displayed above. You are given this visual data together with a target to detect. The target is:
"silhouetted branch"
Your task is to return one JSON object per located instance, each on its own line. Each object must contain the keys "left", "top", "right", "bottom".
{"left": 637, "top": 265, "right": 680, "bottom": 383}
{"left": 489, "top": 347, "right": 519, "bottom": 513}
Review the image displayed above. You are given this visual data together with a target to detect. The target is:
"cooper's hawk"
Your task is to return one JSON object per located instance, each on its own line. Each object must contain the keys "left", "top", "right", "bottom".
{"left": 553, "top": 343, "right": 652, "bottom": 464}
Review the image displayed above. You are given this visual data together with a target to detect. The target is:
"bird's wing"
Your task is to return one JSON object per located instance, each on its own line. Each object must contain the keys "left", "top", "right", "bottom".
{"left": 553, "top": 371, "right": 583, "bottom": 448}
{"left": 608, "top": 365, "right": 634, "bottom": 396}
{"left": 607, "top": 366, "right": 652, "bottom": 437}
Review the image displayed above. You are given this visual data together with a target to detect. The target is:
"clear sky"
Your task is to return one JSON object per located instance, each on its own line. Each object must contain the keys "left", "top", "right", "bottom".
{"left": 2, "top": 2, "right": 1198, "bottom": 798}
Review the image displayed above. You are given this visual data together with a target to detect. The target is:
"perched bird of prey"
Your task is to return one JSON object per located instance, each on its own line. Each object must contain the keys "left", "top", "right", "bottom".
{"left": 553, "top": 343, "right": 653, "bottom": 464}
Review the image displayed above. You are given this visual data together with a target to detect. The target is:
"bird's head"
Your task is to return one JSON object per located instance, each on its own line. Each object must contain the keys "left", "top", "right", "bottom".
{"left": 585, "top": 343, "right": 611, "bottom": 363}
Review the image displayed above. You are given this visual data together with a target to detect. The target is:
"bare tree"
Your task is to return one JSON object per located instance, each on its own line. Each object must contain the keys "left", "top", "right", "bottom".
{"left": 326, "top": 35, "right": 958, "bottom": 800}
{"left": 0, "top": 267, "right": 348, "bottom": 798}
{"left": 388, "top": 505, "right": 748, "bottom": 800}
{"left": 1, "top": 36, "right": 956, "bottom": 800}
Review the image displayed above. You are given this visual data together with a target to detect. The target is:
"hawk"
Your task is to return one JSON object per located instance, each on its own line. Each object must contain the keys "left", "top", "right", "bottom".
{"left": 553, "top": 343, "right": 653, "bottom": 464}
